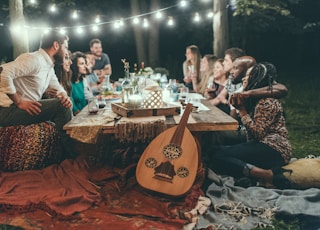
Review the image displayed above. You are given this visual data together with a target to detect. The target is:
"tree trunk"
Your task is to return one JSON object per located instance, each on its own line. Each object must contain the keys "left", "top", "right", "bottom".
{"left": 130, "top": 0, "right": 147, "bottom": 66}
{"left": 213, "top": 0, "right": 229, "bottom": 57}
{"left": 9, "top": 0, "right": 29, "bottom": 59}
{"left": 148, "top": 0, "right": 160, "bottom": 68}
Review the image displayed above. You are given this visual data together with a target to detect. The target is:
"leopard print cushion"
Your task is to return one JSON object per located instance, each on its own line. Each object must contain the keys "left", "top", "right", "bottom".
{"left": 0, "top": 122, "right": 62, "bottom": 172}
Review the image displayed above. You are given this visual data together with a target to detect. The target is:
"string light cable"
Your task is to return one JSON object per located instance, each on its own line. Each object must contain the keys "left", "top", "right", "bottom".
{"left": 0, "top": 0, "right": 214, "bottom": 34}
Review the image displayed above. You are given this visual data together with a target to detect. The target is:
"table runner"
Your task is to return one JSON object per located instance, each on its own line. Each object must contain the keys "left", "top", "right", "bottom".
{"left": 115, "top": 116, "right": 167, "bottom": 143}
{"left": 69, "top": 110, "right": 115, "bottom": 144}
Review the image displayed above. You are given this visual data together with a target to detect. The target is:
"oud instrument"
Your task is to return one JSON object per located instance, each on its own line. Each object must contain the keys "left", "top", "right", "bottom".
{"left": 136, "top": 104, "right": 198, "bottom": 197}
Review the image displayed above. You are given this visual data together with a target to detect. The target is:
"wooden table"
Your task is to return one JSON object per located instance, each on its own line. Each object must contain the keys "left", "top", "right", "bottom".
{"left": 63, "top": 100, "right": 238, "bottom": 135}
{"left": 64, "top": 100, "right": 238, "bottom": 166}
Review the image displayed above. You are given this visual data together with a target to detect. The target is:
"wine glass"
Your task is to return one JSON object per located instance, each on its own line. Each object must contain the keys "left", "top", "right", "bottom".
{"left": 179, "top": 86, "right": 189, "bottom": 103}
{"left": 206, "top": 78, "right": 216, "bottom": 99}
{"left": 188, "top": 65, "right": 194, "bottom": 74}
{"left": 88, "top": 97, "right": 99, "bottom": 115}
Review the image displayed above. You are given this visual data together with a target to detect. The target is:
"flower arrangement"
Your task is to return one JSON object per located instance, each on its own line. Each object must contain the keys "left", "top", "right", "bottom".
{"left": 154, "top": 67, "right": 169, "bottom": 77}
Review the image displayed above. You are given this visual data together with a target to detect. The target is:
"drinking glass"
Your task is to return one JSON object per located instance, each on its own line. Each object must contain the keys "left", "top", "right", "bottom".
{"left": 98, "top": 97, "right": 106, "bottom": 109}
{"left": 88, "top": 97, "right": 99, "bottom": 115}
{"left": 179, "top": 86, "right": 189, "bottom": 102}
{"left": 207, "top": 80, "right": 216, "bottom": 91}
{"left": 206, "top": 80, "right": 216, "bottom": 99}
{"left": 168, "top": 79, "right": 178, "bottom": 93}
{"left": 188, "top": 65, "right": 194, "bottom": 74}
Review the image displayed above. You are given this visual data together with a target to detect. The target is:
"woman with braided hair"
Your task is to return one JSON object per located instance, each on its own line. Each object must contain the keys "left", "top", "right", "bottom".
{"left": 206, "top": 62, "right": 292, "bottom": 188}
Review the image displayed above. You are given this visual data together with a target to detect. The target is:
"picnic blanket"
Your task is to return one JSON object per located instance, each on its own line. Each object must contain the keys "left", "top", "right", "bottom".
{"left": 0, "top": 157, "right": 101, "bottom": 217}
{"left": 196, "top": 169, "right": 320, "bottom": 229}
{"left": 0, "top": 156, "right": 206, "bottom": 229}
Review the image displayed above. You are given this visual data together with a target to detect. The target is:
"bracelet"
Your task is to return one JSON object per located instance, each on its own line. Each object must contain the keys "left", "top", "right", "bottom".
{"left": 243, "top": 163, "right": 254, "bottom": 176}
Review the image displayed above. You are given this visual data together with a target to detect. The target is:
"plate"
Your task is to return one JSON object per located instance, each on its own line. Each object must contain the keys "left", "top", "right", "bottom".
{"left": 105, "top": 97, "right": 122, "bottom": 101}
{"left": 98, "top": 94, "right": 122, "bottom": 101}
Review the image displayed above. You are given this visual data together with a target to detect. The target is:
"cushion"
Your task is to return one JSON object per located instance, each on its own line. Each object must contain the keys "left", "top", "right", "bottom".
{"left": 0, "top": 122, "right": 62, "bottom": 172}
{"left": 282, "top": 158, "right": 320, "bottom": 189}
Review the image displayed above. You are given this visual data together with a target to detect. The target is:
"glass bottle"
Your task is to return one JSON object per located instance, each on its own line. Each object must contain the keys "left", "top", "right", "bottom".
{"left": 121, "top": 72, "right": 132, "bottom": 103}
{"left": 101, "top": 75, "right": 113, "bottom": 95}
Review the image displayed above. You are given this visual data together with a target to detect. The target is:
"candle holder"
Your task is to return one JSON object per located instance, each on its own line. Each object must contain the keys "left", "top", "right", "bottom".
{"left": 142, "top": 85, "right": 163, "bottom": 108}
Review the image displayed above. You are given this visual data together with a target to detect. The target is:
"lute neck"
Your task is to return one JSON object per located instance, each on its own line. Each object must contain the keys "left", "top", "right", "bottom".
{"left": 170, "top": 103, "right": 192, "bottom": 145}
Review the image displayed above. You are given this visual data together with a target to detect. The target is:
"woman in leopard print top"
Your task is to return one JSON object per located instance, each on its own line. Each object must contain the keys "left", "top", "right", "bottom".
{"left": 207, "top": 62, "right": 292, "bottom": 187}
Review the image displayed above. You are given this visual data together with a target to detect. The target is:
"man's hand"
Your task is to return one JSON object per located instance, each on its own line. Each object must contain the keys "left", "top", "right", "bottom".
{"left": 56, "top": 92, "right": 72, "bottom": 108}
{"left": 17, "top": 100, "right": 42, "bottom": 116}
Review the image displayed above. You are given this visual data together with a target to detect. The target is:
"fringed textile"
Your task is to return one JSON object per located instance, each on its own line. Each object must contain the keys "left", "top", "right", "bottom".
{"left": 115, "top": 117, "right": 167, "bottom": 143}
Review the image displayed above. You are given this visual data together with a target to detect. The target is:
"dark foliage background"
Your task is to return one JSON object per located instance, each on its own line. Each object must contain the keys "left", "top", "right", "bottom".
{"left": 1, "top": 0, "right": 318, "bottom": 80}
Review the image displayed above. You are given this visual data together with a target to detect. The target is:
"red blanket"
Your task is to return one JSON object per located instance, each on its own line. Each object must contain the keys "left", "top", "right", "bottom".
{"left": 0, "top": 158, "right": 101, "bottom": 217}
{"left": 0, "top": 157, "right": 205, "bottom": 229}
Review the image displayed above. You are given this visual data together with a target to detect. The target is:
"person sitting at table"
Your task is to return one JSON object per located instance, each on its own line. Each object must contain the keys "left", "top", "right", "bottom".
{"left": 205, "top": 58, "right": 229, "bottom": 114}
{"left": 182, "top": 45, "right": 201, "bottom": 91}
{"left": 208, "top": 47, "right": 245, "bottom": 106}
{"left": 89, "top": 38, "right": 112, "bottom": 81}
{"left": 70, "top": 51, "right": 93, "bottom": 116}
{"left": 43, "top": 50, "right": 73, "bottom": 98}
{"left": 209, "top": 56, "right": 287, "bottom": 145}
{"left": 229, "top": 56, "right": 288, "bottom": 119}
{"left": 0, "top": 31, "right": 74, "bottom": 158}
{"left": 193, "top": 54, "right": 217, "bottom": 95}
{"left": 85, "top": 52, "right": 103, "bottom": 95}
{"left": 206, "top": 62, "right": 292, "bottom": 188}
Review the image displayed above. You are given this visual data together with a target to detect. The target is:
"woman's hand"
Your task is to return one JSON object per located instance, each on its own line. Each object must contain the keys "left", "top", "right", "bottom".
{"left": 43, "top": 88, "right": 58, "bottom": 99}
{"left": 205, "top": 88, "right": 216, "bottom": 99}
{"left": 56, "top": 92, "right": 72, "bottom": 108}
{"left": 229, "top": 93, "right": 246, "bottom": 110}
{"left": 183, "top": 75, "right": 192, "bottom": 84}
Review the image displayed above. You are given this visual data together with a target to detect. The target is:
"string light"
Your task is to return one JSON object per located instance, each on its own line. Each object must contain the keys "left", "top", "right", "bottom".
{"left": 132, "top": 17, "right": 140, "bottom": 25}
{"left": 75, "top": 26, "right": 84, "bottom": 34}
{"left": 179, "top": 0, "right": 189, "bottom": 8}
{"left": 113, "top": 19, "right": 124, "bottom": 29}
{"left": 4, "top": 1, "right": 213, "bottom": 36}
{"left": 95, "top": 16, "right": 101, "bottom": 24}
{"left": 49, "top": 4, "right": 57, "bottom": 13}
{"left": 155, "top": 11, "right": 164, "bottom": 20}
{"left": 10, "top": 24, "right": 22, "bottom": 35}
{"left": 59, "top": 28, "right": 66, "bottom": 34}
{"left": 143, "top": 18, "right": 149, "bottom": 28}
{"left": 28, "top": 0, "right": 37, "bottom": 5}
{"left": 207, "top": 11, "right": 213, "bottom": 18}
{"left": 167, "top": 16, "right": 175, "bottom": 27}
{"left": 193, "top": 12, "right": 201, "bottom": 22}
{"left": 71, "top": 10, "right": 79, "bottom": 19}
{"left": 44, "top": 28, "right": 51, "bottom": 34}
{"left": 91, "top": 25, "right": 99, "bottom": 32}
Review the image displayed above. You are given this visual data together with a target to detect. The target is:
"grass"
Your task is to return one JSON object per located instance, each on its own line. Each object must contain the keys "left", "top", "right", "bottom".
{"left": 260, "top": 67, "right": 320, "bottom": 229}
{"left": 279, "top": 67, "right": 320, "bottom": 158}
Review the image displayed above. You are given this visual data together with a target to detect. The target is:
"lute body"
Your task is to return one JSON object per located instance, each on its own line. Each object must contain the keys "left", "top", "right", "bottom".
{"left": 136, "top": 104, "right": 198, "bottom": 197}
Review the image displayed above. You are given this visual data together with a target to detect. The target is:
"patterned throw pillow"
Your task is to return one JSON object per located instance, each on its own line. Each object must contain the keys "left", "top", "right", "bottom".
{"left": 0, "top": 122, "right": 62, "bottom": 172}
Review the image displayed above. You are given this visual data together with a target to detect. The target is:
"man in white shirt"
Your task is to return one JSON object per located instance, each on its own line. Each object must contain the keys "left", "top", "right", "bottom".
{"left": 0, "top": 31, "right": 74, "bottom": 158}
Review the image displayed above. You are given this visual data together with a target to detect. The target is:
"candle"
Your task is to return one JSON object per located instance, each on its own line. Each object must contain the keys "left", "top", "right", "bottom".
{"left": 128, "top": 94, "right": 142, "bottom": 108}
